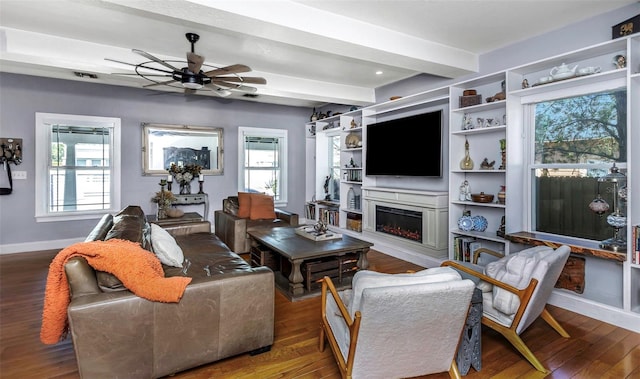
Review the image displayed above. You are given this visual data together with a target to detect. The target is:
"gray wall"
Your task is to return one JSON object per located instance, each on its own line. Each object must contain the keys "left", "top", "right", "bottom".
{"left": 0, "top": 74, "right": 308, "bottom": 250}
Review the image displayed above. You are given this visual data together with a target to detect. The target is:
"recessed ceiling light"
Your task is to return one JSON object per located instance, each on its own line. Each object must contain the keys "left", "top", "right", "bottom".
{"left": 376, "top": 71, "right": 383, "bottom": 75}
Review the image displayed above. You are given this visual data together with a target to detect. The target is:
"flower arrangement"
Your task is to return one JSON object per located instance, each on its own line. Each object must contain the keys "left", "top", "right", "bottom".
{"left": 151, "top": 189, "right": 176, "bottom": 208}
{"left": 168, "top": 163, "right": 202, "bottom": 184}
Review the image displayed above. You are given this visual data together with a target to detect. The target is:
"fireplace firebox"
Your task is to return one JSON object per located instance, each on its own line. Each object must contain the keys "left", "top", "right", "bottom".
{"left": 376, "top": 205, "right": 422, "bottom": 243}
{"left": 362, "top": 187, "right": 448, "bottom": 257}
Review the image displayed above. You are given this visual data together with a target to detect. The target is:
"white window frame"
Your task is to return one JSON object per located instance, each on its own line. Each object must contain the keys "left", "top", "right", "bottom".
{"left": 521, "top": 78, "right": 627, "bottom": 239}
{"left": 35, "top": 113, "right": 121, "bottom": 222}
{"left": 237, "top": 126, "right": 288, "bottom": 206}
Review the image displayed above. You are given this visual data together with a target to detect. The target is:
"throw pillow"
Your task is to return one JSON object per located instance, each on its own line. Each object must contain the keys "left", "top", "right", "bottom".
{"left": 349, "top": 267, "right": 462, "bottom": 317}
{"left": 150, "top": 223, "right": 184, "bottom": 267}
{"left": 249, "top": 193, "right": 277, "bottom": 220}
{"left": 237, "top": 192, "right": 252, "bottom": 218}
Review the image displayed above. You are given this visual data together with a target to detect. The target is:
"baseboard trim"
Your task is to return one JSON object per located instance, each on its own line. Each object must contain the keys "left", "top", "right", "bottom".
{"left": 358, "top": 234, "right": 444, "bottom": 269}
{"left": 548, "top": 290, "right": 640, "bottom": 333}
{"left": 0, "top": 237, "right": 84, "bottom": 255}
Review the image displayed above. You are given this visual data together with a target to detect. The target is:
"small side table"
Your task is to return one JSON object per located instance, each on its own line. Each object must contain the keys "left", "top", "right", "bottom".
{"left": 456, "top": 287, "right": 482, "bottom": 375}
{"left": 172, "top": 193, "right": 209, "bottom": 220}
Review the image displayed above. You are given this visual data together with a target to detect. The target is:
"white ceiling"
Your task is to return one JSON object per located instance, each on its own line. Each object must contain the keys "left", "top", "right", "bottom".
{"left": 0, "top": 0, "right": 635, "bottom": 108}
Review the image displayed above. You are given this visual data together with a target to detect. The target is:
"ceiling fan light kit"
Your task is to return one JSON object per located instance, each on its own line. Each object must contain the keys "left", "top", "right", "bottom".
{"left": 107, "top": 33, "right": 266, "bottom": 97}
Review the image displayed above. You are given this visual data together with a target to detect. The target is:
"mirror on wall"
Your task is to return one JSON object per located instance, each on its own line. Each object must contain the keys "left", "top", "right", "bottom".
{"left": 142, "top": 123, "right": 223, "bottom": 175}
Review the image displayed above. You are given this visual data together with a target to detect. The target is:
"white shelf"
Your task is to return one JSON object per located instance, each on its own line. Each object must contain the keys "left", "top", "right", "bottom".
{"left": 451, "top": 99, "right": 506, "bottom": 113}
{"left": 451, "top": 169, "right": 506, "bottom": 174}
{"left": 451, "top": 200, "right": 505, "bottom": 209}
{"left": 451, "top": 229, "right": 507, "bottom": 244}
{"left": 451, "top": 125, "right": 506, "bottom": 135}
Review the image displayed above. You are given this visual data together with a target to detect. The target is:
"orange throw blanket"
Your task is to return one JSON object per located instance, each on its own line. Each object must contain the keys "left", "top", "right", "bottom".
{"left": 40, "top": 239, "right": 192, "bottom": 344}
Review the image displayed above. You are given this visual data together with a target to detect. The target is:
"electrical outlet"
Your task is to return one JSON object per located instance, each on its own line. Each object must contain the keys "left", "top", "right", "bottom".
{"left": 11, "top": 171, "right": 27, "bottom": 180}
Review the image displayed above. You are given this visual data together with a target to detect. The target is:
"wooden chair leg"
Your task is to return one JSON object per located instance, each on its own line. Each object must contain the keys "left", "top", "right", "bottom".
{"left": 541, "top": 307, "right": 570, "bottom": 338}
{"left": 319, "top": 324, "right": 326, "bottom": 352}
{"left": 448, "top": 359, "right": 462, "bottom": 379}
{"left": 500, "top": 329, "right": 549, "bottom": 374}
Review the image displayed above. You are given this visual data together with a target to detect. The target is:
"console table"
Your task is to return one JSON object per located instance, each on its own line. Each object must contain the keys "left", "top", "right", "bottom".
{"left": 172, "top": 193, "right": 209, "bottom": 220}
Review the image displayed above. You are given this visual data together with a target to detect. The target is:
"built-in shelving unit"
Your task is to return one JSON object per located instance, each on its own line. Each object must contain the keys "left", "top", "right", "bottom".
{"left": 448, "top": 72, "right": 508, "bottom": 257}
{"left": 305, "top": 34, "right": 640, "bottom": 332}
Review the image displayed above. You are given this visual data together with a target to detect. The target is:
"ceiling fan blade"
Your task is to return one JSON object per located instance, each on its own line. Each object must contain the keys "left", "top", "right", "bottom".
{"left": 143, "top": 79, "right": 179, "bottom": 88}
{"left": 212, "top": 76, "right": 267, "bottom": 85}
{"left": 132, "top": 49, "right": 180, "bottom": 72}
{"left": 106, "top": 58, "right": 176, "bottom": 78}
{"left": 213, "top": 81, "right": 257, "bottom": 93}
{"left": 232, "top": 85, "right": 258, "bottom": 93}
{"left": 203, "top": 64, "right": 251, "bottom": 77}
{"left": 105, "top": 58, "right": 141, "bottom": 68}
{"left": 212, "top": 80, "right": 258, "bottom": 91}
{"left": 205, "top": 83, "right": 233, "bottom": 97}
{"left": 113, "top": 73, "right": 173, "bottom": 78}
{"left": 186, "top": 52, "right": 205, "bottom": 73}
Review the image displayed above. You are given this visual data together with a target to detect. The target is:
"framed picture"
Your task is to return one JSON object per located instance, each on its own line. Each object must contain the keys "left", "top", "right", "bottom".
{"left": 142, "top": 123, "right": 223, "bottom": 175}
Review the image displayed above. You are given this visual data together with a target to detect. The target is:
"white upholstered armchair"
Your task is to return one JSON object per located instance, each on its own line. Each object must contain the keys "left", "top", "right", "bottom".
{"left": 319, "top": 267, "right": 476, "bottom": 379}
{"left": 442, "top": 245, "right": 571, "bottom": 373}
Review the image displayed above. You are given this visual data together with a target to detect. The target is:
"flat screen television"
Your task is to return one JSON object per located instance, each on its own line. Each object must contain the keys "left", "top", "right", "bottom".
{"left": 365, "top": 110, "right": 443, "bottom": 177}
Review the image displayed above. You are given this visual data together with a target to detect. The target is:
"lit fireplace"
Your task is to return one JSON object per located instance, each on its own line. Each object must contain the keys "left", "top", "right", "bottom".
{"left": 375, "top": 205, "right": 422, "bottom": 243}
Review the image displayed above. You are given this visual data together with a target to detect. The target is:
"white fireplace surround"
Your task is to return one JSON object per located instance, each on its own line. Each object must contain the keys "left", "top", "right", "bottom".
{"left": 362, "top": 187, "right": 448, "bottom": 259}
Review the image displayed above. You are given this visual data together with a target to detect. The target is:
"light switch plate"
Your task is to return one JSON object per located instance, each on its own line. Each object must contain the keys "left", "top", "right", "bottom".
{"left": 11, "top": 171, "right": 27, "bottom": 180}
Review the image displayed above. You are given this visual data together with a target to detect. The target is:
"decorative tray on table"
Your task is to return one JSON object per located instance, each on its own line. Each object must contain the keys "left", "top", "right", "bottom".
{"left": 295, "top": 226, "right": 342, "bottom": 241}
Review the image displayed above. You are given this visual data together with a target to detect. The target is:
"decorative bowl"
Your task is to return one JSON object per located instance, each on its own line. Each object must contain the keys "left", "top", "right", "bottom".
{"left": 457, "top": 215, "right": 474, "bottom": 232}
{"left": 472, "top": 215, "right": 488, "bottom": 232}
{"left": 471, "top": 192, "right": 494, "bottom": 203}
{"left": 165, "top": 208, "right": 185, "bottom": 218}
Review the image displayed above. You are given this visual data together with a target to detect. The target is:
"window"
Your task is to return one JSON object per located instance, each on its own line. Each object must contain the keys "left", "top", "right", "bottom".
{"left": 238, "top": 127, "right": 287, "bottom": 205}
{"left": 526, "top": 86, "right": 626, "bottom": 241}
{"left": 35, "top": 113, "right": 121, "bottom": 222}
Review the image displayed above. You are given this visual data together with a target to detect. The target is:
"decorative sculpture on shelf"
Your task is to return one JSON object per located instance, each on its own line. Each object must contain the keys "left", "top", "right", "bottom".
{"left": 459, "top": 180, "right": 472, "bottom": 201}
{"left": 462, "top": 113, "right": 473, "bottom": 130}
{"left": 499, "top": 139, "right": 506, "bottom": 170}
{"left": 324, "top": 175, "right": 332, "bottom": 201}
{"left": 460, "top": 139, "right": 474, "bottom": 170}
{"left": 589, "top": 164, "right": 627, "bottom": 251}
{"left": 480, "top": 158, "right": 495, "bottom": 170}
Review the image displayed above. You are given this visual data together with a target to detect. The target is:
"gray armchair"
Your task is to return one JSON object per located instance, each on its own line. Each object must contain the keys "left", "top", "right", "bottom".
{"left": 442, "top": 245, "right": 571, "bottom": 373}
{"left": 214, "top": 195, "right": 299, "bottom": 253}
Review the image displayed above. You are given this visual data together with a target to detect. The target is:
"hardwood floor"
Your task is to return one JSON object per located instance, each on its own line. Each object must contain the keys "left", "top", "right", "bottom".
{"left": 1, "top": 249, "right": 639, "bottom": 378}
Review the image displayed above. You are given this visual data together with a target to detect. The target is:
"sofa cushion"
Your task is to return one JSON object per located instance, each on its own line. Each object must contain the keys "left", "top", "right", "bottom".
{"left": 249, "top": 194, "right": 277, "bottom": 220}
{"left": 85, "top": 214, "right": 114, "bottom": 242}
{"left": 485, "top": 246, "right": 553, "bottom": 315}
{"left": 96, "top": 270, "right": 126, "bottom": 291}
{"left": 105, "top": 205, "right": 152, "bottom": 251}
{"left": 151, "top": 223, "right": 184, "bottom": 267}
{"left": 349, "top": 267, "right": 462, "bottom": 317}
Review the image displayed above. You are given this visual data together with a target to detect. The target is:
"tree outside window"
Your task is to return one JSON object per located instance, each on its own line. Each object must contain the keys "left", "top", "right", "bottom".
{"left": 532, "top": 88, "right": 626, "bottom": 241}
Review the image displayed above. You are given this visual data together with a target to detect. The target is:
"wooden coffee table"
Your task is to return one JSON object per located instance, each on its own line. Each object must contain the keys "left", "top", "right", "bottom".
{"left": 248, "top": 226, "right": 373, "bottom": 301}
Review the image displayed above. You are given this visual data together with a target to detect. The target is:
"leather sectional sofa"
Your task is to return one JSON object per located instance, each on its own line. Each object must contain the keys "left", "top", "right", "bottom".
{"left": 62, "top": 206, "right": 274, "bottom": 378}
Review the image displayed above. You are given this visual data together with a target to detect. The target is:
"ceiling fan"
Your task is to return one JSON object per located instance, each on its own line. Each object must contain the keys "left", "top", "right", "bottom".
{"left": 106, "top": 33, "right": 266, "bottom": 97}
